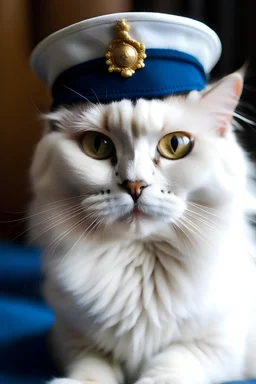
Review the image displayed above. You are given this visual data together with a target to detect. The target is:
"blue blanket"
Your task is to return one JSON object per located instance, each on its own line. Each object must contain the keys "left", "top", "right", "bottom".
{"left": 0, "top": 242, "right": 255, "bottom": 384}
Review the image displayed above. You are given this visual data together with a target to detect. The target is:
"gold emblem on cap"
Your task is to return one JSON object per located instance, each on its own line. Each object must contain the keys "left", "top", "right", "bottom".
{"left": 105, "top": 19, "right": 147, "bottom": 78}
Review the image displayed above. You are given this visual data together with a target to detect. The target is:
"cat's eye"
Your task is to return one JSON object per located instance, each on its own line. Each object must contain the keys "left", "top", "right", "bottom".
{"left": 157, "top": 132, "right": 194, "bottom": 160}
{"left": 81, "top": 131, "right": 115, "bottom": 160}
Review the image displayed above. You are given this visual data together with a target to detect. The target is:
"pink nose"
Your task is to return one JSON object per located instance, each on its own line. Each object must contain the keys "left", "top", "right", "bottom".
{"left": 121, "top": 180, "right": 148, "bottom": 201}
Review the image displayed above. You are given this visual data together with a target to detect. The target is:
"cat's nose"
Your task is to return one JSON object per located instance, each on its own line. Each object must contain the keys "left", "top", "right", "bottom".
{"left": 121, "top": 180, "right": 148, "bottom": 201}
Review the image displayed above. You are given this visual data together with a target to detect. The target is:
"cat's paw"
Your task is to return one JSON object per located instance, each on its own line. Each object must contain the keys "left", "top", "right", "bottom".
{"left": 47, "top": 379, "right": 83, "bottom": 384}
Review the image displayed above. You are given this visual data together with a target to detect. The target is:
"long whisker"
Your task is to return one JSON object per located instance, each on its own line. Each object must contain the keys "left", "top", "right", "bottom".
{"left": 29, "top": 96, "right": 44, "bottom": 114}
{"left": 180, "top": 215, "right": 203, "bottom": 234}
{"left": 238, "top": 101, "right": 256, "bottom": 113}
{"left": 185, "top": 206, "right": 221, "bottom": 223}
{"left": 185, "top": 209, "right": 221, "bottom": 232}
{"left": 55, "top": 216, "right": 99, "bottom": 266}
{"left": 12, "top": 203, "right": 83, "bottom": 242}
{"left": 243, "top": 84, "right": 256, "bottom": 92}
{"left": 187, "top": 201, "right": 226, "bottom": 219}
{"left": 33, "top": 195, "right": 85, "bottom": 209}
{"left": 1, "top": 196, "right": 84, "bottom": 223}
{"left": 233, "top": 112, "right": 256, "bottom": 125}
{"left": 28, "top": 206, "right": 86, "bottom": 245}
{"left": 172, "top": 220, "right": 198, "bottom": 251}
{"left": 52, "top": 214, "right": 103, "bottom": 263}
{"left": 44, "top": 217, "right": 94, "bottom": 253}
{"left": 176, "top": 217, "right": 210, "bottom": 247}
{"left": 170, "top": 222, "right": 197, "bottom": 277}
{"left": 61, "top": 85, "right": 98, "bottom": 110}
{"left": 45, "top": 211, "right": 98, "bottom": 254}
{"left": 89, "top": 89, "right": 106, "bottom": 114}
{"left": 188, "top": 201, "right": 220, "bottom": 212}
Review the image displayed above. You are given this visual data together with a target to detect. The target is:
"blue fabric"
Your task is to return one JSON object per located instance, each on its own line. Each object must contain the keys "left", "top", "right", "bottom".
{"left": 0, "top": 242, "right": 57, "bottom": 384}
{"left": 0, "top": 241, "right": 255, "bottom": 384}
{"left": 51, "top": 49, "right": 206, "bottom": 107}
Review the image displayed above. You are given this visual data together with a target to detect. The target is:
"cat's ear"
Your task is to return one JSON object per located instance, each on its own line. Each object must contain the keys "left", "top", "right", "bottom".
{"left": 41, "top": 108, "right": 74, "bottom": 133}
{"left": 200, "top": 69, "right": 244, "bottom": 136}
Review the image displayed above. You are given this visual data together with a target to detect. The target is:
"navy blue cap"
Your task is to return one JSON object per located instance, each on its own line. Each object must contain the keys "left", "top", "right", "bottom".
{"left": 30, "top": 12, "right": 221, "bottom": 107}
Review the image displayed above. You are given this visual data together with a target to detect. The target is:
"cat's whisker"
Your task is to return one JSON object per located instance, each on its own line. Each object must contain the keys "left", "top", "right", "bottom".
{"left": 28, "top": 206, "right": 88, "bottom": 245}
{"left": 102, "top": 218, "right": 109, "bottom": 242}
{"left": 20, "top": 201, "right": 82, "bottom": 228}
{"left": 44, "top": 211, "right": 97, "bottom": 256}
{"left": 165, "top": 179, "right": 179, "bottom": 189}
{"left": 185, "top": 205, "right": 216, "bottom": 219}
{"left": 58, "top": 214, "right": 105, "bottom": 261}
{"left": 172, "top": 219, "right": 199, "bottom": 251}
{"left": 187, "top": 201, "right": 226, "bottom": 219}
{"left": 176, "top": 216, "right": 210, "bottom": 247}
{"left": 0, "top": 197, "right": 85, "bottom": 223}
{"left": 85, "top": 217, "right": 105, "bottom": 239}
{"left": 189, "top": 201, "right": 255, "bottom": 226}
{"left": 243, "top": 84, "right": 256, "bottom": 92}
{"left": 238, "top": 101, "right": 256, "bottom": 113}
{"left": 29, "top": 96, "right": 44, "bottom": 114}
{"left": 61, "top": 85, "right": 97, "bottom": 109}
{"left": 232, "top": 119, "right": 244, "bottom": 131}
{"left": 170, "top": 221, "right": 190, "bottom": 252}
{"left": 56, "top": 216, "right": 100, "bottom": 267}
{"left": 234, "top": 117, "right": 256, "bottom": 133}
{"left": 179, "top": 215, "right": 202, "bottom": 234}
{"left": 11, "top": 203, "right": 83, "bottom": 242}
{"left": 170, "top": 222, "right": 197, "bottom": 275}
{"left": 33, "top": 195, "right": 86, "bottom": 208}
{"left": 185, "top": 206, "right": 221, "bottom": 224}
{"left": 187, "top": 201, "right": 220, "bottom": 212}
{"left": 95, "top": 214, "right": 109, "bottom": 243}
{"left": 60, "top": 87, "right": 105, "bottom": 118}
{"left": 184, "top": 212, "right": 218, "bottom": 231}
{"left": 30, "top": 202, "right": 84, "bottom": 227}
{"left": 233, "top": 112, "right": 256, "bottom": 126}
{"left": 173, "top": 218, "right": 197, "bottom": 245}
{"left": 185, "top": 209, "right": 222, "bottom": 232}
{"left": 88, "top": 89, "right": 106, "bottom": 114}
{"left": 35, "top": 203, "right": 84, "bottom": 230}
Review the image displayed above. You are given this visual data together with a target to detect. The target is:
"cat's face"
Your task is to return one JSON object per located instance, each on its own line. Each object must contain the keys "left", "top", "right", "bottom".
{"left": 30, "top": 72, "right": 246, "bottom": 239}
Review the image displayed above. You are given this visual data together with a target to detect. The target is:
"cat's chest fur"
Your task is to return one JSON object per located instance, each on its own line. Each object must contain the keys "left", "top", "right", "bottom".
{"left": 43, "top": 237, "right": 228, "bottom": 369}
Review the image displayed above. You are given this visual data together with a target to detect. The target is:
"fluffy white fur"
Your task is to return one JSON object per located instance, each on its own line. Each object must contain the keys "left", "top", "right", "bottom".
{"left": 29, "top": 71, "right": 256, "bottom": 384}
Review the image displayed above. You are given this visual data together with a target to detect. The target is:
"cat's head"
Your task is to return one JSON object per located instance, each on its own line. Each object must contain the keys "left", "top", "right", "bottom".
{"left": 30, "top": 71, "right": 248, "bottom": 240}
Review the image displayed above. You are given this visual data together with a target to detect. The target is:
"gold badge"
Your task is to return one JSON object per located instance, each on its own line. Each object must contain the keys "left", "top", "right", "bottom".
{"left": 105, "top": 19, "right": 147, "bottom": 78}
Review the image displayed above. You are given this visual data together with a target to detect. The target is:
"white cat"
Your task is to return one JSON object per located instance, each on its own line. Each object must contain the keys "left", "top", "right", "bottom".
{"left": 29, "top": 70, "right": 256, "bottom": 384}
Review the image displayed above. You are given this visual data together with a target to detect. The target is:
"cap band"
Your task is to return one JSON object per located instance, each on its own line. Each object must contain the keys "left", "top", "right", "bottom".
{"left": 51, "top": 49, "right": 206, "bottom": 107}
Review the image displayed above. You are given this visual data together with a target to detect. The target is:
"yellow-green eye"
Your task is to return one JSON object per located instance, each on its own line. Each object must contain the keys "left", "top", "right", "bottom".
{"left": 81, "top": 131, "right": 115, "bottom": 160}
{"left": 157, "top": 131, "right": 194, "bottom": 160}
